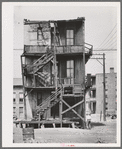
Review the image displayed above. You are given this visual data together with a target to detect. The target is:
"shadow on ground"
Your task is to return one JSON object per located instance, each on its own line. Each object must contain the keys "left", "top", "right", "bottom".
{"left": 91, "top": 122, "right": 106, "bottom": 127}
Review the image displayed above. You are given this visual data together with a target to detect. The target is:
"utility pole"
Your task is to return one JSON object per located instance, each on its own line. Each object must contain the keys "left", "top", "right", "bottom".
{"left": 90, "top": 53, "right": 106, "bottom": 121}
{"left": 103, "top": 53, "right": 106, "bottom": 121}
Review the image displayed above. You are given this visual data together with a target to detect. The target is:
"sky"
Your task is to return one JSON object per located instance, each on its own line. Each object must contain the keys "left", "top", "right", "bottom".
{"left": 14, "top": 4, "right": 118, "bottom": 50}
{"left": 12, "top": 3, "right": 119, "bottom": 77}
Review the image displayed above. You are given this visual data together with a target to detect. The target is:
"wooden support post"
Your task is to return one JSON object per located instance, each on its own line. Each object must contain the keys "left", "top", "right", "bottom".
{"left": 38, "top": 122, "right": 40, "bottom": 128}
{"left": 60, "top": 99, "right": 63, "bottom": 127}
{"left": 33, "top": 74, "right": 36, "bottom": 87}
{"left": 103, "top": 53, "right": 106, "bottom": 121}
{"left": 21, "top": 55, "right": 27, "bottom": 120}
{"left": 83, "top": 19, "right": 86, "bottom": 128}
{"left": 39, "top": 112, "right": 40, "bottom": 122}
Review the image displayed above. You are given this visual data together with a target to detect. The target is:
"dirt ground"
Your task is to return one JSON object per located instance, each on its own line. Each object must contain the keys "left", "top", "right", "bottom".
{"left": 13, "top": 118, "right": 117, "bottom": 144}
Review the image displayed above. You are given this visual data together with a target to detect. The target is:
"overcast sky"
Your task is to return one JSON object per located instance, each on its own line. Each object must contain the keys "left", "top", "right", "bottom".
{"left": 12, "top": 2, "right": 119, "bottom": 76}
{"left": 14, "top": 4, "right": 117, "bottom": 49}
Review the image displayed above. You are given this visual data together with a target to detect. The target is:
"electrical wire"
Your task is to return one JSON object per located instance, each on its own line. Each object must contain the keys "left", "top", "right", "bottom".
{"left": 99, "top": 31, "right": 117, "bottom": 49}
{"left": 103, "top": 40, "right": 117, "bottom": 50}
{"left": 96, "top": 24, "right": 117, "bottom": 49}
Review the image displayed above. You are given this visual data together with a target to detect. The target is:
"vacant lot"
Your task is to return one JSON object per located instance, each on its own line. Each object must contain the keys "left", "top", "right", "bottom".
{"left": 13, "top": 118, "right": 117, "bottom": 144}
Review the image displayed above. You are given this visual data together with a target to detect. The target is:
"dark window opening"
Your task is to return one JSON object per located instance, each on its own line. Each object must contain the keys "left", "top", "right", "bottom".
{"left": 13, "top": 98, "right": 16, "bottom": 104}
{"left": 91, "top": 102, "right": 96, "bottom": 114}
{"left": 66, "top": 60, "right": 74, "bottom": 84}
{"left": 13, "top": 93, "right": 16, "bottom": 104}
{"left": 19, "top": 93, "right": 23, "bottom": 104}
{"left": 92, "top": 77, "right": 96, "bottom": 86}
{"left": 91, "top": 90, "right": 96, "bottom": 98}
{"left": 19, "top": 98, "right": 23, "bottom": 104}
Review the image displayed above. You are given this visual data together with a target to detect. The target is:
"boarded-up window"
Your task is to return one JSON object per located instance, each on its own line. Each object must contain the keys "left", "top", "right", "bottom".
{"left": 66, "top": 30, "right": 74, "bottom": 45}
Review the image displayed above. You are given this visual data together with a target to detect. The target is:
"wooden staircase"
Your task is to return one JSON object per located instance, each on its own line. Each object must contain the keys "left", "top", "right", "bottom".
{"left": 34, "top": 87, "right": 62, "bottom": 120}
{"left": 35, "top": 72, "right": 50, "bottom": 87}
{"left": 26, "top": 51, "right": 53, "bottom": 74}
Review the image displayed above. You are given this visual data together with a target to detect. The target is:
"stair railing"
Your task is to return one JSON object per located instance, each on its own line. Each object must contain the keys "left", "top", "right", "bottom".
{"left": 36, "top": 87, "right": 62, "bottom": 111}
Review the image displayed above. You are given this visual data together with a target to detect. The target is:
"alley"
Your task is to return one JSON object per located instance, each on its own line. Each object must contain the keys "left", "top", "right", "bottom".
{"left": 13, "top": 118, "right": 116, "bottom": 144}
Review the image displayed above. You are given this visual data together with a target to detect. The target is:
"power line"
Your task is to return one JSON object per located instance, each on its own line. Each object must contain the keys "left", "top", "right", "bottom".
{"left": 103, "top": 40, "right": 117, "bottom": 50}
{"left": 93, "top": 49, "right": 117, "bottom": 51}
{"left": 99, "top": 31, "right": 117, "bottom": 49}
{"left": 96, "top": 24, "right": 117, "bottom": 49}
{"left": 102, "top": 39, "right": 117, "bottom": 50}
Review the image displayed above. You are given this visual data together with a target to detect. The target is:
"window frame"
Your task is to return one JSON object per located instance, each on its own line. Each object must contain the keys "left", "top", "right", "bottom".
{"left": 66, "top": 60, "right": 74, "bottom": 84}
{"left": 66, "top": 29, "right": 74, "bottom": 46}
{"left": 19, "top": 92, "right": 23, "bottom": 104}
{"left": 19, "top": 107, "right": 23, "bottom": 117}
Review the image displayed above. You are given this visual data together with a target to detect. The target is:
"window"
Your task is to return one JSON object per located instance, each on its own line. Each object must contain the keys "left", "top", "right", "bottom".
{"left": 19, "top": 93, "right": 23, "bottom": 104}
{"left": 91, "top": 90, "right": 96, "bottom": 98}
{"left": 66, "top": 30, "right": 74, "bottom": 45}
{"left": 92, "top": 77, "right": 96, "bottom": 86}
{"left": 19, "top": 107, "right": 23, "bottom": 118}
{"left": 13, "top": 98, "right": 16, "bottom": 104}
{"left": 13, "top": 107, "right": 16, "bottom": 114}
{"left": 13, "top": 93, "right": 16, "bottom": 104}
{"left": 66, "top": 60, "right": 74, "bottom": 84}
{"left": 90, "top": 102, "right": 96, "bottom": 114}
{"left": 19, "top": 98, "right": 23, "bottom": 104}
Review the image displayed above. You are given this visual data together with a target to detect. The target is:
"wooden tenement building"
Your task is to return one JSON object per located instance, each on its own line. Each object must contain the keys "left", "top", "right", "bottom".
{"left": 21, "top": 17, "right": 93, "bottom": 128}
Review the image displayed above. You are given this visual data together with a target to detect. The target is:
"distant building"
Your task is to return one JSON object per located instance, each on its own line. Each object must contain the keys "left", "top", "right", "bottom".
{"left": 90, "top": 67, "right": 117, "bottom": 116}
{"left": 13, "top": 78, "right": 24, "bottom": 119}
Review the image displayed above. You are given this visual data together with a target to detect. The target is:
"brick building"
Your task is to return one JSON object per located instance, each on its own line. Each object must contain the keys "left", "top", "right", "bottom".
{"left": 13, "top": 78, "right": 24, "bottom": 119}
{"left": 90, "top": 67, "right": 117, "bottom": 117}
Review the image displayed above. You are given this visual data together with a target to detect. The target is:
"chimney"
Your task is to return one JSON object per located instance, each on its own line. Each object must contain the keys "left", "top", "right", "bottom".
{"left": 110, "top": 67, "right": 114, "bottom": 73}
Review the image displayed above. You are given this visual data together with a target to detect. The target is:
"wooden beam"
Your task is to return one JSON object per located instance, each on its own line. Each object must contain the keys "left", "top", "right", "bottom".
{"left": 62, "top": 100, "right": 84, "bottom": 115}
{"left": 25, "top": 89, "right": 33, "bottom": 98}
{"left": 62, "top": 99, "right": 84, "bottom": 121}
{"left": 21, "top": 55, "right": 27, "bottom": 119}
{"left": 59, "top": 92, "right": 63, "bottom": 127}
